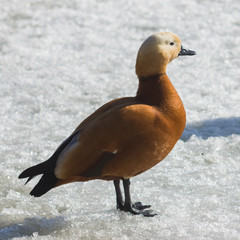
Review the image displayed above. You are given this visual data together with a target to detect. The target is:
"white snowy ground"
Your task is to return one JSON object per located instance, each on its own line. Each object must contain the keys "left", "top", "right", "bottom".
{"left": 0, "top": 0, "right": 239, "bottom": 239}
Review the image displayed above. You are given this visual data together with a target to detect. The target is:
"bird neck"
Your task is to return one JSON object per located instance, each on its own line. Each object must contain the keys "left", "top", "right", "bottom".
{"left": 136, "top": 73, "right": 186, "bottom": 133}
{"left": 136, "top": 73, "right": 178, "bottom": 106}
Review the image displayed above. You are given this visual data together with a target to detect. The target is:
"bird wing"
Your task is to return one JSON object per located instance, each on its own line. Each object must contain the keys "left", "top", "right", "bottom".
{"left": 54, "top": 102, "right": 173, "bottom": 180}
{"left": 72, "top": 97, "right": 135, "bottom": 133}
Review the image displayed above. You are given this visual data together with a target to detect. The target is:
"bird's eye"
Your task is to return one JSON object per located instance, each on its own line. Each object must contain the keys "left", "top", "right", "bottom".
{"left": 170, "top": 42, "right": 174, "bottom": 46}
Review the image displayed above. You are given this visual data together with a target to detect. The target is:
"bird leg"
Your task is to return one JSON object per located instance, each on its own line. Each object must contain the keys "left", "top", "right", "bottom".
{"left": 113, "top": 179, "right": 124, "bottom": 210}
{"left": 113, "top": 179, "right": 157, "bottom": 217}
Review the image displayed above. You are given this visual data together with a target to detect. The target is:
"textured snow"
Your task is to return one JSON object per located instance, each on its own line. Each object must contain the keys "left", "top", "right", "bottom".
{"left": 0, "top": 0, "right": 240, "bottom": 239}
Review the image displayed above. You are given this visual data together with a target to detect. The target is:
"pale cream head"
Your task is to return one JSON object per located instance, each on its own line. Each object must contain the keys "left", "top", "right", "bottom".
{"left": 135, "top": 32, "right": 182, "bottom": 77}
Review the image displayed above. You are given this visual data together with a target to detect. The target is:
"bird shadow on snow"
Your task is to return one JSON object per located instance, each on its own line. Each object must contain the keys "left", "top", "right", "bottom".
{"left": 0, "top": 216, "right": 66, "bottom": 240}
{"left": 181, "top": 117, "right": 240, "bottom": 141}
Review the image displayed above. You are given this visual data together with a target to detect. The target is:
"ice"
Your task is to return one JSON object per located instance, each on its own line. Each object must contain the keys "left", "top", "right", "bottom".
{"left": 0, "top": 0, "right": 239, "bottom": 239}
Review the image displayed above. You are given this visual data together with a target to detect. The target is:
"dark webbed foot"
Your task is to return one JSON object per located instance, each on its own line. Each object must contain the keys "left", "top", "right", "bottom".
{"left": 141, "top": 210, "right": 157, "bottom": 217}
{"left": 122, "top": 203, "right": 157, "bottom": 217}
{"left": 132, "top": 201, "right": 151, "bottom": 210}
{"left": 113, "top": 179, "right": 157, "bottom": 217}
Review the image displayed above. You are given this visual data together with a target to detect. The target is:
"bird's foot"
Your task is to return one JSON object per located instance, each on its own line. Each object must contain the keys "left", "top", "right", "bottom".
{"left": 132, "top": 201, "right": 151, "bottom": 210}
{"left": 133, "top": 201, "right": 156, "bottom": 216}
{"left": 141, "top": 209, "right": 157, "bottom": 217}
{"left": 117, "top": 202, "right": 157, "bottom": 217}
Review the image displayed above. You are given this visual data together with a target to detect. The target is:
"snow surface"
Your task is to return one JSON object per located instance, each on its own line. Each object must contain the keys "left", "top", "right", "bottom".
{"left": 0, "top": 0, "right": 240, "bottom": 239}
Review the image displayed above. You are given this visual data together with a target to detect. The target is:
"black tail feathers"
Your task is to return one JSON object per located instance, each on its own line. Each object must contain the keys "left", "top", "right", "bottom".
{"left": 30, "top": 173, "right": 58, "bottom": 197}
{"left": 19, "top": 160, "right": 58, "bottom": 197}
{"left": 19, "top": 161, "right": 47, "bottom": 184}
{"left": 19, "top": 131, "right": 80, "bottom": 197}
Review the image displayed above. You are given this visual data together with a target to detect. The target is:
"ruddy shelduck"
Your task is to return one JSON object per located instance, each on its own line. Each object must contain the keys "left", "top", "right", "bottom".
{"left": 19, "top": 32, "right": 196, "bottom": 217}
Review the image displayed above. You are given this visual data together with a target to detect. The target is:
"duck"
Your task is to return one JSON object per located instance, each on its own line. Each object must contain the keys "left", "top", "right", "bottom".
{"left": 19, "top": 32, "right": 196, "bottom": 217}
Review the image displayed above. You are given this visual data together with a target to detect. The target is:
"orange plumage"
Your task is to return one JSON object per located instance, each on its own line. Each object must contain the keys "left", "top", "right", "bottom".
{"left": 19, "top": 32, "right": 195, "bottom": 216}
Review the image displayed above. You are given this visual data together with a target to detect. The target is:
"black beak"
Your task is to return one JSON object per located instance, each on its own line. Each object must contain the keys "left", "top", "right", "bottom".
{"left": 178, "top": 46, "right": 196, "bottom": 56}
